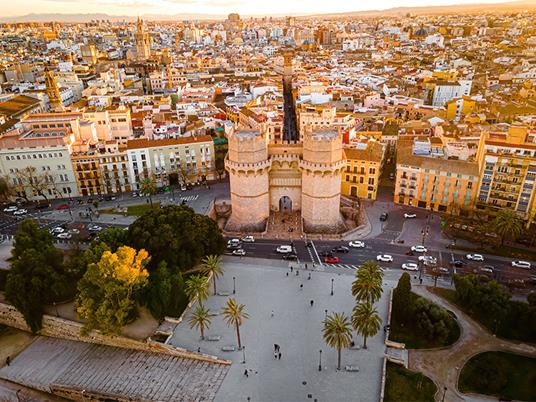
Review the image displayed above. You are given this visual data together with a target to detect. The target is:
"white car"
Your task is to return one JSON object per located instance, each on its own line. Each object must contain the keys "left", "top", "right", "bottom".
{"left": 349, "top": 240, "right": 365, "bottom": 248}
{"left": 418, "top": 255, "right": 437, "bottom": 263}
{"left": 276, "top": 245, "right": 293, "bottom": 254}
{"left": 466, "top": 254, "right": 484, "bottom": 262}
{"left": 376, "top": 254, "right": 393, "bottom": 262}
{"left": 232, "top": 249, "right": 246, "bottom": 256}
{"left": 512, "top": 260, "right": 532, "bottom": 269}
{"left": 51, "top": 227, "right": 64, "bottom": 234}
{"left": 13, "top": 209, "right": 27, "bottom": 216}
{"left": 411, "top": 245, "right": 428, "bottom": 253}
{"left": 88, "top": 225, "right": 103, "bottom": 232}
{"left": 3, "top": 206, "right": 17, "bottom": 213}
{"left": 402, "top": 262, "right": 419, "bottom": 271}
{"left": 68, "top": 228, "right": 80, "bottom": 234}
{"left": 404, "top": 213, "right": 417, "bottom": 219}
{"left": 241, "top": 236, "right": 255, "bottom": 243}
{"left": 57, "top": 232, "right": 72, "bottom": 239}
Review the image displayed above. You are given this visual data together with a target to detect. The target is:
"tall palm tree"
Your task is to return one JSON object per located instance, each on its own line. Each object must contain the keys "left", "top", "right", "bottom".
{"left": 221, "top": 298, "right": 249, "bottom": 349}
{"left": 491, "top": 209, "right": 523, "bottom": 245}
{"left": 322, "top": 312, "right": 353, "bottom": 370}
{"left": 184, "top": 274, "right": 209, "bottom": 307}
{"left": 352, "top": 261, "right": 383, "bottom": 304}
{"left": 188, "top": 305, "right": 212, "bottom": 340}
{"left": 202, "top": 255, "right": 224, "bottom": 295}
{"left": 140, "top": 177, "right": 157, "bottom": 207}
{"left": 352, "top": 302, "right": 382, "bottom": 349}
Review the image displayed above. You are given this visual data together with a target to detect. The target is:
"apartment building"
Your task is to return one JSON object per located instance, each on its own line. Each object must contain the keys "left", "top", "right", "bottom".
{"left": 476, "top": 126, "right": 536, "bottom": 226}
{"left": 0, "top": 128, "right": 79, "bottom": 201}
{"left": 395, "top": 137, "right": 479, "bottom": 213}
{"left": 342, "top": 140, "right": 384, "bottom": 200}
{"left": 126, "top": 135, "right": 215, "bottom": 190}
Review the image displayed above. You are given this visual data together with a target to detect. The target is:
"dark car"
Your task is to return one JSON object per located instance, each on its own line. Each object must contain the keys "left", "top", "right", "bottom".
{"left": 56, "top": 204, "right": 69, "bottom": 210}
{"left": 332, "top": 246, "right": 349, "bottom": 253}
{"left": 380, "top": 213, "right": 388, "bottom": 221}
{"left": 282, "top": 253, "right": 298, "bottom": 261}
{"left": 450, "top": 260, "right": 465, "bottom": 267}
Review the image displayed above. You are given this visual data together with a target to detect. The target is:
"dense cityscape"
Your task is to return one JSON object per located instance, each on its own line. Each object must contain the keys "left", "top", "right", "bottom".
{"left": 0, "top": 1, "right": 535, "bottom": 401}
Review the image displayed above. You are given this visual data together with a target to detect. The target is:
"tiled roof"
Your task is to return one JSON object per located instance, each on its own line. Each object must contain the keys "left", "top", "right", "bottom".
{"left": 127, "top": 135, "right": 213, "bottom": 150}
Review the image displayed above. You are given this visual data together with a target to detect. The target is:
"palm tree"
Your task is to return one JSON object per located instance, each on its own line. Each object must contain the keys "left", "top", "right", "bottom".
{"left": 202, "top": 255, "right": 224, "bottom": 295}
{"left": 221, "top": 298, "right": 249, "bottom": 349}
{"left": 352, "top": 302, "right": 381, "bottom": 349}
{"left": 188, "top": 305, "right": 212, "bottom": 340}
{"left": 491, "top": 209, "right": 523, "bottom": 245}
{"left": 140, "top": 177, "right": 157, "bottom": 206}
{"left": 184, "top": 275, "right": 209, "bottom": 307}
{"left": 322, "top": 312, "right": 353, "bottom": 370}
{"left": 352, "top": 261, "right": 383, "bottom": 304}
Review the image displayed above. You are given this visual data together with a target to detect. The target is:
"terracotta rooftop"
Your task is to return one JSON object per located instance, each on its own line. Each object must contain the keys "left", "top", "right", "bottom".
{"left": 127, "top": 135, "right": 213, "bottom": 150}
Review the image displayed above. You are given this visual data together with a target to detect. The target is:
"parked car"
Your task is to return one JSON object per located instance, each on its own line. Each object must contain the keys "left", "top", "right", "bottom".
{"left": 3, "top": 205, "right": 17, "bottom": 213}
{"left": 276, "top": 245, "right": 293, "bottom": 254}
{"left": 466, "top": 253, "right": 484, "bottom": 261}
{"left": 379, "top": 212, "right": 388, "bottom": 221}
{"left": 57, "top": 233, "right": 72, "bottom": 239}
{"left": 68, "top": 228, "right": 80, "bottom": 235}
{"left": 418, "top": 255, "right": 437, "bottom": 263}
{"left": 282, "top": 253, "right": 298, "bottom": 261}
{"left": 402, "top": 262, "right": 419, "bottom": 271}
{"left": 480, "top": 266, "right": 494, "bottom": 273}
{"left": 348, "top": 240, "right": 365, "bottom": 248}
{"left": 438, "top": 267, "right": 449, "bottom": 274}
{"left": 232, "top": 249, "right": 246, "bottom": 256}
{"left": 411, "top": 245, "right": 428, "bottom": 253}
{"left": 241, "top": 236, "right": 255, "bottom": 243}
{"left": 88, "top": 224, "right": 103, "bottom": 232}
{"left": 450, "top": 260, "right": 465, "bottom": 267}
{"left": 51, "top": 227, "right": 64, "bottom": 234}
{"left": 332, "top": 246, "right": 349, "bottom": 253}
{"left": 324, "top": 256, "right": 340, "bottom": 263}
{"left": 13, "top": 209, "right": 27, "bottom": 216}
{"left": 56, "top": 204, "right": 69, "bottom": 210}
{"left": 404, "top": 213, "right": 417, "bottom": 219}
{"left": 511, "top": 260, "right": 532, "bottom": 269}
{"left": 376, "top": 254, "right": 393, "bottom": 262}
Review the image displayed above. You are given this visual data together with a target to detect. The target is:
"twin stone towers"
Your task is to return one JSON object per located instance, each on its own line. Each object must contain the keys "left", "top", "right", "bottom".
{"left": 224, "top": 128, "right": 346, "bottom": 234}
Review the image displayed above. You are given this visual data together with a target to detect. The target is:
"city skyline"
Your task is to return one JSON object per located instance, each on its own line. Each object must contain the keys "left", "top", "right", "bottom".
{"left": 1, "top": 0, "right": 523, "bottom": 18}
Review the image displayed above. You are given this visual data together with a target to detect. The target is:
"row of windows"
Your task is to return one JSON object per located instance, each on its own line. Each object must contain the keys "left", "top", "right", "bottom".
{"left": 5, "top": 152, "right": 64, "bottom": 161}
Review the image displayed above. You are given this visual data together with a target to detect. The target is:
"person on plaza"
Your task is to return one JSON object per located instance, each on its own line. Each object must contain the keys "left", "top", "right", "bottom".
{"left": 244, "top": 369, "right": 249, "bottom": 377}
{"left": 310, "top": 300, "right": 314, "bottom": 307}
{"left": 274, "top": 351, "right": 278, "bottom": 359}
{"left": 300, "top": 284, "right": 303, "bottom": 290}
{"left": 278, "top": 352, "right": 282, "bottom": 360}
{"left": 271, "top": 310, "right": 274, "bottom": 317}
{"left": 308, "top": 273, "right": 311, "bottom": 280}
{"left": 290, "top": 266, "right": 293, "bottom": 273}
{"left": 296, "top": 270, "right": 299, "bottom": 276}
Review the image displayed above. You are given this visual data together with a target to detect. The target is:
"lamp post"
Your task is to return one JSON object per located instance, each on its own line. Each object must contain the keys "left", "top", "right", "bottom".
{"left": 233, "top": 276, "right": 236, "bottom": 294}
{"left": 324, "top": 309, "right": 328, "bottom": 319}
{"left": 242, "top": 346, "right": 246, "bottom": 364}
{"left": 330, "top": 278, "right": 334, "bottom": 296}
{"left": 441, "top": 387, "right": 447, "bottom": 402}
{"left": 318, "top": 349, "right": 322, "bottom": 371}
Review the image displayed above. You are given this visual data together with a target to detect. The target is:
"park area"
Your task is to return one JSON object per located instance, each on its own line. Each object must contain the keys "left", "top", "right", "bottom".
{"left": 458, "top": 351, "right": 536, "bottom": 401}
{"left": 384, "top": 361, "right": 436, "bottom": 402}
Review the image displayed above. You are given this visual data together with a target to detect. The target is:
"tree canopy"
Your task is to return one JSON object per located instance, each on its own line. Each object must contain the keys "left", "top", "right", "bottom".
{"left": 5, "top": 220, "right": 71, "bottom": 332}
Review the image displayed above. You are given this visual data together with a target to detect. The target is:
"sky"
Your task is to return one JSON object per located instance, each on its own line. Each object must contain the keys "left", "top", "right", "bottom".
{"left": 1, "top": 0, "right": 515, "bottom": 17}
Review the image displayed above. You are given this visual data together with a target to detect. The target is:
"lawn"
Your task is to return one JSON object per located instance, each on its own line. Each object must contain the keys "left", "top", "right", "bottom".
{"left": 384, "top": 361, "right": 437, "bottom": 402}
{"left": 390, "top": 292, "right": 460, "bottom": 349}
{"left": 459, "top": 351, "right": 536, "bottom": 401}
{"left": 99, "top": 203, "right": 160, "bottom": 216}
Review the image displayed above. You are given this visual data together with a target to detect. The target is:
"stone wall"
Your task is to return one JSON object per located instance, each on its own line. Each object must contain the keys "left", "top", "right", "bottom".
{"left": 0, "top": 302, "right": 230, "bottom": 366}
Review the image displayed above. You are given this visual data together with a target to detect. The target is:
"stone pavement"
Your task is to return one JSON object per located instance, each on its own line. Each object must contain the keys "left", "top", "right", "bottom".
{"left": 409, "top": 285, "right": 536, "bottom": 402}
{"left": 0, "top": 336, "right": 229, "bottom": 401}
{"left": 169, "top": 259, "right": 397, "bottom": 402}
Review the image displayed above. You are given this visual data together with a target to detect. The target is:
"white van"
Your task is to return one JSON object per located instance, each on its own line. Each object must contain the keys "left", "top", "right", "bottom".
{"left": 511, "top": 260, "right": 531, "bottom": 269}
{"left": 276, "top": 245, "right": 293, "bottom": 254}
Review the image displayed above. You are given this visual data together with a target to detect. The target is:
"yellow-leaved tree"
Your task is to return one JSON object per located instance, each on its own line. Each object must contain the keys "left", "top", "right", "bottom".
{"left": 76, "top": 246, "right": 150, "bottom": 335}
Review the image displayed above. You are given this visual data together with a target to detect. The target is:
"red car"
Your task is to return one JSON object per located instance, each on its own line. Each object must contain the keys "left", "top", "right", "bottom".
{"left": 56, "top": 204, "right": 69, "bottom": 210}
{"left": 324, "top": 256, "right": 340, "bottom": 263}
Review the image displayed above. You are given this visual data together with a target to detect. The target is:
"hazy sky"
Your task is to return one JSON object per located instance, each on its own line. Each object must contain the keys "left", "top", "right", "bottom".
{"left": 2, "top": 0, "right": 513, "bottom": 17}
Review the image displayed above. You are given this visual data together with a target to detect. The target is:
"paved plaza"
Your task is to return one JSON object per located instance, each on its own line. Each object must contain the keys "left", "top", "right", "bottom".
{"left": 169, "top": 258, "right": 396, "bottom": 402}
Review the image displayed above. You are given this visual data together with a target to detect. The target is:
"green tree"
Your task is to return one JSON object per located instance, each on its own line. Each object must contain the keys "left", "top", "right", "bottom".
{"left": 322, "top": 312, "right": 353, "bottom": 370}
{"left": 5, "top": 220, "right": 70, "bottom": 332}
{"left": 188, "top": 305, "right": 212, "bottom": 340}
{"left": 393, "top": 272, "right": 413, "bottom": 323}
{"left": 352, "top": 261, "right": 383, "bottom": 304}
{"left": 0, "top": 176, "right": 13, "bottom": 202}
{"left": 222, "top": 298, "right": 249, "bottom": 349}
{"left": 127, "top": 205, "right": 225, "bottom": 273}
{"left": 202, "top": 255, "right": 223, "bottom": 295}
{"left": 76, "top": 246, "right": 150, "bottom": 335}
{"left": 144, "top": 261, "right": 188, "bottom": 319}
{"left": 352, "top": 302, "right": 382, "bottom": 349}
{"left": 491, "top": 209, "right": 523, "bottom": 245}
{"left": 140, "top": 177, "right": 157, "bottom": 206}
{"left": 184, "top": 274, "right": 209, "bottom": 307}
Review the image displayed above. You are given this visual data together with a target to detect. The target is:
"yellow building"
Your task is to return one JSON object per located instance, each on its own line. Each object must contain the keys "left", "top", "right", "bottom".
{"left": 446, "top": 96, "right": 476, "bottom": 121}
{"left": 476, "top": 125, "right": 536, "bottom": 227}
{"left": 395, "top": 138, "right": 479, "bottom": 213}
{"left": 342, "top": 141, "right": 384, "bottom": 200}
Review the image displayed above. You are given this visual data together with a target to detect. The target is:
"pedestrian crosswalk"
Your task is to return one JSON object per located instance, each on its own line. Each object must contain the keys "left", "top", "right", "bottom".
{"left": 325, "top": 263, "right": 359, "bottom": 270}
{"left": 179, "top": 195, "right": 199, "bottom": 202}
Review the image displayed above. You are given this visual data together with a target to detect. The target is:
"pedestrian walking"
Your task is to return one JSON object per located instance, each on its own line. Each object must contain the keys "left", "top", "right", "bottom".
{"left": 296, "top": 270, "right": 299, "bottom": 276}
{"left": 274, "top": 351, "right": 278, "bottom": 359}
{"left": 300, "top": 284, "right": 303, "bottom": 290}
{"left": 308, "top": 273, "right": 311, "bottom": 280}
{"left": 286, "top": 272, "right": 289, "bottom": 277}
{"left": 274, "top": 344, "right": 280, "bottom": 352}
{"left": 244, "top": 369, "right": 249, "bottom": 377}
{"left": 271, "top": 310, "right": 274, "bottom": 317}
{"left": 419, "top": 278, "right": 423, "bottom": 285}
{"left": 305, "top": 263, "right": 308, "bottom": 270}
{"left": 310, "top": 300, "right": 314, "bottom": 307}
{"left": 290, "top": 266, "right": 293, "bottom": 273}
{"left": 5, "top": 356, "right": 10, "bottom": 366}
{"left": 278, "top": 352, "right": 281, "bottom": 360}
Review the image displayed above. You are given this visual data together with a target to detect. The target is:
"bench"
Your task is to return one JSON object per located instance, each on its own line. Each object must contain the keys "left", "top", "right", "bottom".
{"left": 206, "top": 335, "right": 221, "bottom": 342}
{"left": 221, "top": 346, "right": 236, "bottom": 352}
{"left": 345, "top": 365, "right": 360, "bottom": 372}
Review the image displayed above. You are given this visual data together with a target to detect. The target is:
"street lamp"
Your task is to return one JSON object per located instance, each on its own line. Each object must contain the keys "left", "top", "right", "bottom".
{"left": 324, "top": 309, "right": 328, "bottom": 319}
{"left": 318, "top": 349, "right": 322, "bottom": 371}
{"left": 330, "top": 278, "right": 334, "bottom": 296}
{"left": 242, "top": 346, "right": 246, "bottom": 364}
{"left": 441, "top": 387, "right": 447, "bottom": 402}
{"left": 233, "top": 276, "right": 236, "bottom": 294}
